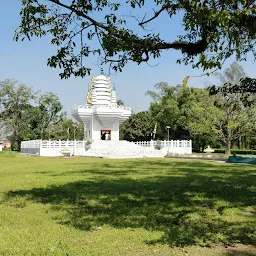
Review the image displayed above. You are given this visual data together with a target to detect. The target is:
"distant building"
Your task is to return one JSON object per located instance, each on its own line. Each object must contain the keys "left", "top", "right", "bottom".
{"left": 2, "top": 139, "right": 11, "bottom": 149}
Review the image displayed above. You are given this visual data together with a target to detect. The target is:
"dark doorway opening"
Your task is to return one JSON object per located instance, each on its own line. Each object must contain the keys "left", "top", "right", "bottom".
{"left": 101, "top": 130, "right": 111, "bottom": 140}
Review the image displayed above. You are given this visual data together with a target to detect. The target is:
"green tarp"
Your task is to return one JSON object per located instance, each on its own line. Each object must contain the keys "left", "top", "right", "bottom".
{"left": 226, "top": 156, "right": 256, "bottom": 164}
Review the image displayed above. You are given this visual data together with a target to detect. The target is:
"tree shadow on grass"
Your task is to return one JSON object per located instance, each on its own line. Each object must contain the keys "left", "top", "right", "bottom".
{"left": 5, "top": 165, "right": 256, "bottom": 247}
{"left": 49, "top": 159, "right": 256, "bottom": 179}
{"left": 225, "top": 248, "right": 256, "bottom": 256}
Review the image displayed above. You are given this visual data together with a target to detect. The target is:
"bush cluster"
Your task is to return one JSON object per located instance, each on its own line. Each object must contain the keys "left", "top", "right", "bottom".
{"left": 213, "top": 149, "right": 256, "bottom": 155}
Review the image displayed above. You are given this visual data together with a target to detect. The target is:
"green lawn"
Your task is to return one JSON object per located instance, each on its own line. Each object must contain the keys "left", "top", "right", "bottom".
{"left": 0, "top": 153, "right": 255, "bottom": 256}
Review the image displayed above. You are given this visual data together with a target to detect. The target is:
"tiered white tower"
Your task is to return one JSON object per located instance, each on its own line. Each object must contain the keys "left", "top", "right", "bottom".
{"left": 72, "top": 69, "right": 132, "bottom": 141}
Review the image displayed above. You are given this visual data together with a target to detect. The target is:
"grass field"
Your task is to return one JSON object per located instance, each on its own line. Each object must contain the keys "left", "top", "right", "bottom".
{"left": 0, "top": 152, "right": 255, "bottom": 255}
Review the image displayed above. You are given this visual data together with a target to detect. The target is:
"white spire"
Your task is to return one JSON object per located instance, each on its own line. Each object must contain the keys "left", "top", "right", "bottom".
{"left": 91, "top": 87, "right": 97, "bottom": 105}
{"left": 86, "top": 72, "right": 114, "bottom": 105}
{"left": 110, "top": 86, "right": 117, "bottom": 106}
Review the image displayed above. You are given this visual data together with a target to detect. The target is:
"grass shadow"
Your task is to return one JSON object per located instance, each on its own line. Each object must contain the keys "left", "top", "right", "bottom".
{"left": 225, "top": 247, "right": 256, "bottom": 255}
{"left": 5, "top": 162, "right": 256, "bottom": 247}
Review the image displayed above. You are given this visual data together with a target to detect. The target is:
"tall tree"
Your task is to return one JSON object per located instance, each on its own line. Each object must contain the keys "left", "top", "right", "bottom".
{"left": 149, "top": 85, "right": 181, "bottom": 140}
{"left": 37, "top": 92, "right": 63, "bottom": 138}
{"left": 214, "top": 62, "right": 246, "bottom": 85}
{"left": 146, "top": 82, "right": 169, "bottom": 103}
{"left": 16, "top": 0, "right": 256, "bottom": 78}
{"left": 0, "top": 79, "right": 63, "bottom": 150}
{"left": 0, "top": 80, "right": 34, "bottom": 150}
{"left": 187, "top": 92, "right": 256, "bottom": 154}
{"left": 47, "top": 117, "right": 84, "bottom": 140}
{"left": 210, "top": 63, "right": 256, "bottom": 95}
{"left": 187, "top": 63, "right": 256, "bottom": 154}
{"left": 120, "top": 111, "right": 155, "bottom": 141}
{"left": 213, "top": 62, "right": 253, "bottom": 149}
{"left": 148, "top": 84, "right": 205, "bottom": 140}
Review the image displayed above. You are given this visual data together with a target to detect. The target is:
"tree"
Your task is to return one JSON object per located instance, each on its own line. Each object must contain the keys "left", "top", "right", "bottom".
{"left": 149, "top": 85, "right": 182, "bottom": 140}
{"left": 37, "top": 92, "right": 63, "bottom": 138}
{"left": 0, "top": 79, "right": 63, "bottom": 150}
{"left": 146, "top": 82, "right": 169, "bottom": 103}
{"left": 16, "top": 0, "right": 256, "bottom": 78}
{"left": 120, "top": 111, "right": 155, "bottom": 141}
{"left": 117, "top": 99, "right": 125, "bottom": 106}
{"left": 210, "top": 77, "right": 256, "bottom": 96}
{"left": 0, "top": 80, "right": 34, "bottom": 150}
{"left": 148, "top": 83, "right": 205, "bottom": 138}
{"left": 148, "top": 83, "right": 219, "bottom": 151}
{"left": 209, "top": 63, "right": 256, "bottom": 95}
{"left": 187, "top": 92, "right": 256, "bottom": 154}
{"left": 187, "top": 63, "right": 256, "bottom": 154}
{"left": 47, "top": 117, "right": 84, "bottom": 140}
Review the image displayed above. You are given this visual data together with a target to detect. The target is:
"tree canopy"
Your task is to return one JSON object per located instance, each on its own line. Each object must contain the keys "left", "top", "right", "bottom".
{"left": 143, "top": 62, "right": 256, "bottom": 153}
{"left": 16, "top": 0, "right": 256, "bottom": 78}
{"left": 120, "top": 111, "right": 155, "bottom": 141}
{"left": 148, "top": 83, "right": 205, "bottom": 140}
{"left": 46, "top": 117, "right": 84, "bottom": 140}
{"left": 187, "top": 63, "right": 256, "bottom": 154}
{"left": 0, "top": 79, "right": 63, "bottom": 150}
{"left": 209, "top": 62, "right": 256, "bottom": 101}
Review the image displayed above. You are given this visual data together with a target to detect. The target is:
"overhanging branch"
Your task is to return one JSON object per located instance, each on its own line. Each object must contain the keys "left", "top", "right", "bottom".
{"left": 48, "top": 0, "right": 209, "bottom": 58}
{"left": 139, "top": 3, "right": 181, "bottom": 26}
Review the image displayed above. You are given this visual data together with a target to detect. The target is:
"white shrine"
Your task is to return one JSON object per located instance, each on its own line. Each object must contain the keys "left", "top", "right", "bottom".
{"left": 71, "top": 68, "right": 132, "bottom": 141}
{"left": 20, "top": 69, "right": 192, "bottom": 158}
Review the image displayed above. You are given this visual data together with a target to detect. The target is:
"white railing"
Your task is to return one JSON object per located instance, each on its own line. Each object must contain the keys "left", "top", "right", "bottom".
{"left": 21, "top": 139, "right": 192, "bottom": 156}
{"left": 134, "top": 141, "right": 152, "bottom": 147}
{"left": 21, "top": 140, "right": 88, "bottom": 156}
{"left": 134, "top": 140, "right": 192, "bottom": 154}
{"left": 72, "top": 104, "right": 132, "bottom": 111}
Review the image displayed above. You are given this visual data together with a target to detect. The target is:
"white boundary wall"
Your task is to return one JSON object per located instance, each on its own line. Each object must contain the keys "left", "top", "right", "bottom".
{"left": 21, "top": 140, "right": 87, "bottom": 157}
{"left": 134, "top": 140, "right": 192, "bottom": 155}
{"left": 21, "top": 139, "right": 192, "bottom": 156}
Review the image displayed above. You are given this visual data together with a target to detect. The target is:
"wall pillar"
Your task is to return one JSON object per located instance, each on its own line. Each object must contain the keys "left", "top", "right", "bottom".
{"left": 83, "top": 122, "right": 87, "bottom": 140}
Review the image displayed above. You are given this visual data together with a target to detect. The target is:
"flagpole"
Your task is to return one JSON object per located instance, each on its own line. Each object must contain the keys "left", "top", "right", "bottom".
{"left": 152, "top": 122, "right": 157, "bottom": 141}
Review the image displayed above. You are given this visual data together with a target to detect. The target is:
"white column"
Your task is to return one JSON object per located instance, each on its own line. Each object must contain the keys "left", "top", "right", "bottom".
{"left": 74, "top": 140, "right": 77, "bottom": 156}
{"left": 39, "top": 140, "right": 42, "bottom": 155}
{"left": 83, "top": 122, "right": 87, "bottom": 140}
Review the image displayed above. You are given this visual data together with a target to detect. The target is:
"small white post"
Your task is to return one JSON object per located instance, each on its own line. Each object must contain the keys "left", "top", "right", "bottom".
{"left": 39, "top": 139, "right": 42, "bottom": 155}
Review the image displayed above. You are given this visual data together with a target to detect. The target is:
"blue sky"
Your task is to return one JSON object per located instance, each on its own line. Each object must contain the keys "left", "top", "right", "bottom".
{"left": 1, "top": 1, "right": 256, "bottom": 116}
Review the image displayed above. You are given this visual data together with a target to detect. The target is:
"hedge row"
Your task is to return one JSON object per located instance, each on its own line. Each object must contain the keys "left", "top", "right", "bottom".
{"left": 213, "top": 149, "right": 256, "bottom": 155}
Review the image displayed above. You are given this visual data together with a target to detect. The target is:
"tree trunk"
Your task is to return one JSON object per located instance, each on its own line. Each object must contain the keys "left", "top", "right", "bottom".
{"left": 225, "top": 141, "right": 231, "bottom": 155}
{"left": 239, "top": 136, "right": 242, "bottom": 149}
{"left": 225, "top": 129, "right": 231, "bottom": 154}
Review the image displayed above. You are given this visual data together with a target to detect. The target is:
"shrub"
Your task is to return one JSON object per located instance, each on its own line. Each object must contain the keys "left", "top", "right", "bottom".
{"left": 86, "top": 140, "right": 92, "bottom": 145}
{"left": 154, "top": 140, "right": 162, "bottom": 150}
{"left": 0, "top": 150, "right": 17, "bottom": 157}
{"left": 213, "top": 149, "right": 256, "bottom": 155}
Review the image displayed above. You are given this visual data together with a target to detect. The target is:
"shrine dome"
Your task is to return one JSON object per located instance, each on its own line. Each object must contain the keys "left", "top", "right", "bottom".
{"left": 86, "top": 73, "right": 115, "bottom": 106}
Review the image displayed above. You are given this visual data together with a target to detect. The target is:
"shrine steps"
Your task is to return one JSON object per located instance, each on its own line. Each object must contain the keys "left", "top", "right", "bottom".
{"left": 81, "top": 140, "right": 166, "bottom": 158}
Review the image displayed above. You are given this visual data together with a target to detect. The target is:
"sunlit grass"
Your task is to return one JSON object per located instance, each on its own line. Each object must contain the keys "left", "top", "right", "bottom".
{"left": 0, "top": 155, "right": 255, "bottom": 255}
